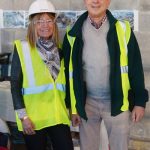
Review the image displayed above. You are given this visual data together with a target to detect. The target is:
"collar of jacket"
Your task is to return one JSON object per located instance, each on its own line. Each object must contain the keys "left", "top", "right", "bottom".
{"left": 68, "top": 9, "right": 118, "bottom": 38}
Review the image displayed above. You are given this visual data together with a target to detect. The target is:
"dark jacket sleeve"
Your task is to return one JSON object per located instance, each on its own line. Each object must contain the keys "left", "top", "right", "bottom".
{"left": 10, "top": 46, "right": 25, "bottom": 110}
{"left": 62, "top": 34, "right": 71, "bottom": 108}
{"left": 128, "top": 29, "right": 149, "bottom": 108}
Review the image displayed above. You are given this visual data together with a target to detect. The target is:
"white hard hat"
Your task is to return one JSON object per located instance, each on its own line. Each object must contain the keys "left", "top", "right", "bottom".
{"left": 28, "top": 0, "right": 56, "bottom": 17}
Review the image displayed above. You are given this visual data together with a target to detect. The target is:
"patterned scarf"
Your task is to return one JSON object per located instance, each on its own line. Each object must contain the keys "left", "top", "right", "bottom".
{"left": 36, "top": 38, "right": 60, "bottom": 80}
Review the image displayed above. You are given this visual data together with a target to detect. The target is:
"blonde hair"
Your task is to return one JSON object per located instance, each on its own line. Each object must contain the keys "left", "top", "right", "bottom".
{"left": 27, "top": 13, "right": 59, "bottom": 48}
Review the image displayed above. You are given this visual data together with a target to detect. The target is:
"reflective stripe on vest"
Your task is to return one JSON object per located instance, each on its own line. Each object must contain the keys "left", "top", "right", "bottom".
{"left": 66, "top": 26, "right": 77, "bottom": 114}
{"left": 67, "top": 20, "right": 131, "bottom": 113}
{"left": 22, "top": 83, "right": 65, "bottom": 95}
{"left": 116, "top": 21, "right": 131, "bottom": 111}
{"left": 21, "top": 41, "right": 35, "bottom": 86}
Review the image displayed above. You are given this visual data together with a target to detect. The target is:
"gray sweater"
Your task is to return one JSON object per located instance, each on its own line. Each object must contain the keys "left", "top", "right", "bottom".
{"left": 82, "top": 18, "right": 111, "bottom": 101}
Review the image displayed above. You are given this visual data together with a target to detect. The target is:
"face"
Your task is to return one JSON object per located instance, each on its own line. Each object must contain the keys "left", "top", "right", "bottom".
{"left": 84, "top": 0, "right": 110, "bottom": 19}
{"left": 35, "top": 13, "right": 55, "bottom": 40}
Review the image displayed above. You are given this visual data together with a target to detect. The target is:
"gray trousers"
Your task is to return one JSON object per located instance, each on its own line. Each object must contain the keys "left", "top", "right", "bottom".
{"left": 79, "top": 97, "right": 130, "bottom": 150}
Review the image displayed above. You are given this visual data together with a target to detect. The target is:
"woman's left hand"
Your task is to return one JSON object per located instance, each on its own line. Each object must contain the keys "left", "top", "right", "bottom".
{"left": 21, "top": 117, "right": 36, "bottom": 135}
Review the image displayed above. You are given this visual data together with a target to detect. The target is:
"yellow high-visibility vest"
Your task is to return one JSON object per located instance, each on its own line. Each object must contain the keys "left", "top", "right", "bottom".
{"left": 67, "top": 20, "right": 131, "bottom": 113}
{"left": 14, "top": 40, "right": 70, "bottom": 131}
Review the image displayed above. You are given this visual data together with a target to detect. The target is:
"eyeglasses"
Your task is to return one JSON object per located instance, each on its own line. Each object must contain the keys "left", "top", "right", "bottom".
{"left": 34, "top": 19, "right": 54, "bottom": 26}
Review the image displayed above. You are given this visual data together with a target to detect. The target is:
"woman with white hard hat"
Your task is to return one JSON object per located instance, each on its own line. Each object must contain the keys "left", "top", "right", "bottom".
{"left": 10, "top": 0, "right": 73, "bottom": 149}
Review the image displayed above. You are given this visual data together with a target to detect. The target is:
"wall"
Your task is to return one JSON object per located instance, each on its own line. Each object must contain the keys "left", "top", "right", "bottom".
{"left": 0, "top": 0, "right": 150, "bottom": 149}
